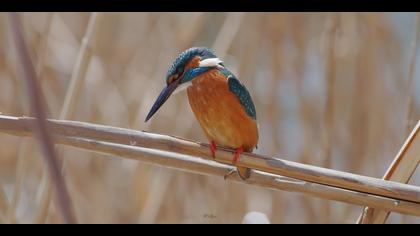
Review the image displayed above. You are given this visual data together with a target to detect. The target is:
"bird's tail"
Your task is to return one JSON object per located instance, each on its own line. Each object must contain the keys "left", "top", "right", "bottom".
{"left": 237, "top": 145, "right": 255, "bottom": 180}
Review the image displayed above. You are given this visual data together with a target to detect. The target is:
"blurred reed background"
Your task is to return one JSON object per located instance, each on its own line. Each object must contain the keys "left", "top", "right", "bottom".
{"left": 0, "top": 12, "right": 419, "bottom": 224}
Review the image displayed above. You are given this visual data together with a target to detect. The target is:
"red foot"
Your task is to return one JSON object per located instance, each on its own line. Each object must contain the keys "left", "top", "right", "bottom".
{"left": 232, "top": 147, "right": 244, "bottom": 164}
{"left": 210, "top": 141, "right": 217, "bottom": 159}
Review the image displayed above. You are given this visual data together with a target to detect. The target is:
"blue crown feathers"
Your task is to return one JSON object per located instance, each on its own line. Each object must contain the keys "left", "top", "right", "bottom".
{"left": 166, "top": 47, "right": 217, "bottom": 83}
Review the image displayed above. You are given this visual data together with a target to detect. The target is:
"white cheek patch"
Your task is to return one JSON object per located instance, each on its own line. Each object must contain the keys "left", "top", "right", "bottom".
{"left": 173, "top": 81, "right": 192, "bottom": 95}
{"left": 199, "top": 58, "right": 223, "bottom": 68}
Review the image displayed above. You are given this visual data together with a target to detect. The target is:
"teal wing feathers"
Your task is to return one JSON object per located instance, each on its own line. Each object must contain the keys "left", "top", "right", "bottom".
{"left": 221, "top": 68, "right": 257, "bottom": 120}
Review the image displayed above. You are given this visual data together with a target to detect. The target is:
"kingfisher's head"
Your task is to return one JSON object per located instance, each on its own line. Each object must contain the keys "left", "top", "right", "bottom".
{"left": 145, "top": 47, "right": 224, "bottom": 122}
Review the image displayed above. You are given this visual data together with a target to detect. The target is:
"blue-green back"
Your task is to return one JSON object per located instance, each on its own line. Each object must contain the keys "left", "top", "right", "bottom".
{"left": 219, "top": 68, "right": 257, "bottom": 120}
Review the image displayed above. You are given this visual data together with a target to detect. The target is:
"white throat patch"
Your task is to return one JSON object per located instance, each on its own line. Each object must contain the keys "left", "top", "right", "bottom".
{"left": 173, "top": 57, "right": 223, "bottom": 95}
{"left": 199, "top": 58, "right": 223, "bottom": 68}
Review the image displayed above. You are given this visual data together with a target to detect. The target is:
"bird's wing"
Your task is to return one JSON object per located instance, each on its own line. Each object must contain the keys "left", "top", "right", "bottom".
{"left": 225, "top": 71, "right": 257, "bottom": 120}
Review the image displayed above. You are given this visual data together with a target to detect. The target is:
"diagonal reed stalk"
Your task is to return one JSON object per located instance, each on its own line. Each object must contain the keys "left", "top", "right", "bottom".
{"left": 357, "top": 12, "right": 420, "bottom": 224}
{"left": 8, "top": 12, "right": 54, "bottom": 224}
{"left": 405, "top": 13, "right": 420, "bottom": 135}
{"left": 212, "top": 12, "right": 244, "bottom": 59}
{"left": 357, "top": 121, "right": 420, "bottom": 223}
{"left": 35, "top": 12, "right": 100, "bottom": 224}
{"left": 8, "top": 13, "right": 76, "bottom": 224}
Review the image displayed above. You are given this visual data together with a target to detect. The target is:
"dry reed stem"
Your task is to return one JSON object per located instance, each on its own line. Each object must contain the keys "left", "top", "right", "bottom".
{"left": 357, "top": 13, "right": 420, "bottom": 224}
{"left": 59, "top": 12, "right": 99, "bottom": 120}
{"left": 321, "top": 13, "right": 339, "bottom": 223}
{"left": 212, "top": 12, "right": 244, "bottom": 58}
{"left": 358, "top": 121, "right": 420, "bottom": 224}
{"left": 15, "top": 134, "right": 420, "bottom": 217}
{"left": 35, "top": 13, "right": 54, "bottom": 76}
{"left": 1, "top": 115, "right": 420, "bottom": 209}
{"left": 9, "top": 13, "right": 76, "bottom": 224}
{"left": 35, "top": 12, "right": 100, "bottom": 224}
{"left": 178, "top": 12, "right": 206, "bottom": 49}
{"left": 35, "top": 169, "right": 53, "bottom": 223}
{"left": 405, "top": 13, "right": 420, "bottom": 134}
{"left": 9, "top": 13, "right": 54, "bottom": 224}
{"left": 137, "top": 168, "right": 172, "bottom": 223}
{"left": 7, "top": 140, "right": 34, "bottom": 223}
{"left": 0, "top": 184, "right": 9, "bottom": 223}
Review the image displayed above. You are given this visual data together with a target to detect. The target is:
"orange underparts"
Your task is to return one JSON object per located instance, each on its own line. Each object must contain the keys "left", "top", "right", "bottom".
{"left": 188, "top": 69, "right": 257, "bottom": 180}
{"left": 187, "top": 69, "right": 258, "bottom": 152}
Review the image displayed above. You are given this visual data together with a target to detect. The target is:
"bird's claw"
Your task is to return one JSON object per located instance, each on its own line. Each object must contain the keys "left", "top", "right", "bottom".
{"left": 224, "top": 168, "right": 249, "bottom": 180}
{"left": 216, "top": 146, "right": 250, "bottom": 181}
{"left": 224, "top": 169, "right": 236, "bottom": 180}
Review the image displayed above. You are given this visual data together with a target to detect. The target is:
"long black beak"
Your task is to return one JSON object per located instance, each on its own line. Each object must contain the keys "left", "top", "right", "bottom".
{"left": 145, "top": 81, "right": 179, "bottom": 122}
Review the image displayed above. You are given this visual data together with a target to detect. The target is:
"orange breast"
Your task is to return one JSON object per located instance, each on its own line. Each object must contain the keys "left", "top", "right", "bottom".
{"left": 187, "top": 69, "right": 258, "bottom": 152}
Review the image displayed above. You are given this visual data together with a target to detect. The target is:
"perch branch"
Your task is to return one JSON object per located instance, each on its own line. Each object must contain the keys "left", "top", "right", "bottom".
{"left": 58, "top": 136, "right": 420, "bottom": 216}
{"left": 0, "top": 115, "right": 420, "bottom": 217}
{"left": 358, "top": 120, "right": 420, "bottom": 223}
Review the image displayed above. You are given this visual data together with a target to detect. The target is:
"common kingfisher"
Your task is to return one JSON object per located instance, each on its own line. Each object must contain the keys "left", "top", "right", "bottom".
{"left": 145, "top": 47, "right": 259, "bottom": 180}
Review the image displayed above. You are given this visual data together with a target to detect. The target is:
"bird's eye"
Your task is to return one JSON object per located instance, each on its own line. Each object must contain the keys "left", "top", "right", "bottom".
{"left": 168, "top": 75, "right": 176, "bottom": 84}
{"left": 168, "top": 67, "right": 185, "bottom": 84}
{"left": 177, "top": 66, "right": 184, "bottom": 74}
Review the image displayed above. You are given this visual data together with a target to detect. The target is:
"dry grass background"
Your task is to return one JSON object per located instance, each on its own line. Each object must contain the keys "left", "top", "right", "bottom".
{"left": 0, "top": 12, "right": 419, "bottom": 224}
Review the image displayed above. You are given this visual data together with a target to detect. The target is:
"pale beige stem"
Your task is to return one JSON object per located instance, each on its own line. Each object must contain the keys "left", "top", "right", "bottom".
{"left": 405, "top": 13, "right": 420, "bottom": 134}
{"left": 212, "top": 12, "right": 245, "bottom": 58}
{"left": 34, "top": 12, "right": 100, "bottom": 224}
{"left": 1, "top": 115, "right": 420, "bottom": 208}
{"left": 0, "top": 184, "right": 9, "bottom": 223}
{"left": 357, "top": 12, "right": 420, "bottom": 224}
{"left": 358, "top": 121, "right": 420, "bottom": 223}
{"left": 8, "top": 12, "right": 54, "bottom": 224}
{"left": 52, "top": 136, "right": 420, "bottom": 217}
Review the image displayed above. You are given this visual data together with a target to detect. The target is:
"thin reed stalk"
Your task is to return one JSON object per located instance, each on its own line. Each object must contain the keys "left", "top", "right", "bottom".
{"left": 8, "top": 13, "right": 76, "bottom": 224}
